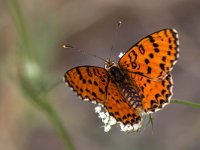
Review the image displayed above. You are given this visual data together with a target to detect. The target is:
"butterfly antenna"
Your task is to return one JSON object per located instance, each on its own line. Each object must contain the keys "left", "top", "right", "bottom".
{"left": 63, "top": 44, "right": 107, "bottom": 63}
{"left": 109, "top": 21, "right": 122, "bottom": 59}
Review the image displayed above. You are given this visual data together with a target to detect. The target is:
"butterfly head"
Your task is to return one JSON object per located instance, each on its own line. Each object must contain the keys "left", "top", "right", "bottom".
{"left": 104, "top": 58, "right": 116, "bottom": 70}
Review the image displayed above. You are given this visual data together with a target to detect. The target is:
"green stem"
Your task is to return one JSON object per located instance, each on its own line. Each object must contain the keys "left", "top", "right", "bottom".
{"left": 6, "top": 0, "right": 35, "bottom": 60}
{"left": 171, "top": 99, "right": 200, "bottom": 108}
{"left": 7, "top": 0, "right": 76, "bottom": 149}
{"left": 40, "top": 100, "right": 76, "bottom": 150}
{"left": 19, "top": 74, "right": 76, "bottom": 150}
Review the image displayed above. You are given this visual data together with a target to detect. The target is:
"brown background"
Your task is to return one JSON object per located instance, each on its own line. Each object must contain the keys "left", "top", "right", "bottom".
{"left": 1, "top": 0, "right": 200, "bottom": 150}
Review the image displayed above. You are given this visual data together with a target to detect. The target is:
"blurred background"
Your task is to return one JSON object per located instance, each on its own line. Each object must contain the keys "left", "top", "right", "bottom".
{"left": 1, "top": 0, "right": 200, "bottom": 150}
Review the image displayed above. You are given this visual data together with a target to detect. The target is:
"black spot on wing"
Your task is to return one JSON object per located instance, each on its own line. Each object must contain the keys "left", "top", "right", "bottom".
{"left": 160, "top": 63, "right": 165, "bottom": 71}
{"left": 162, "top": 56, "right": 166, "bottom": 62}
{"left": 76, "top": 68, "right": 83, "bottom": 80}
{"left": 148, "top": 35, "right": 155, "bottom": 43}
{"left": 149, "top": 53, "right": 154, "bottom": 59}
{"left": 154, "top": 48, "right": 160, "bottom": 53}
{"left": 145, "top": 58, "right": 150, "bottom": 64}
{"left": 86, "top": 67, "right": 92, "bottom": 77}
{"left": 147, "top": 66, "right": 152, "bottom": 74}
{"left": 153, "top": 43, "right": 159, "bottom": 47}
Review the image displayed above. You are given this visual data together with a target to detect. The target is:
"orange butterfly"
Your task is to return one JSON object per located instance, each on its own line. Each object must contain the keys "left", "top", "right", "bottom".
{"left": 64, "top": 29, "right": 179, "bottom": 132}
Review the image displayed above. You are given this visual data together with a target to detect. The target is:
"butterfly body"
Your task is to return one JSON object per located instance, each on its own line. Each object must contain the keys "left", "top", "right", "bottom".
{"left": 64, "top": 29, "right": 179, "bottom": 132}
{"left": 106, "top": 64, "right": 142, "bottom": 110}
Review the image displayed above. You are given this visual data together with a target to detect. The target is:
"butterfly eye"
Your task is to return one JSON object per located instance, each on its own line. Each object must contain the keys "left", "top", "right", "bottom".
{"left": 104, "top": 63, "right": 108, "bottom": 69}
{"left": 104, "top": 59, "right": 115, "bottom": 70}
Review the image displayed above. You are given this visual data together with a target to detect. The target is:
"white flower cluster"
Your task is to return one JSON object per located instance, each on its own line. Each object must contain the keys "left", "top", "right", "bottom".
{"left": 94, "top": 104, "right": 142, "bottom": 132}
{"left": 95, "top": 105, "right": 117, "bottom": 132}
{"left": 119, "top": 121, "right": 142, "bottom": 132}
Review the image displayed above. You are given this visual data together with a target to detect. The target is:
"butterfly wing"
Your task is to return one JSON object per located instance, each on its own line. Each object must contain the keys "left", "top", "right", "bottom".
{"left": 64, "top": 66, "right": 109, "bottom": 103}
{"left": 118, "top": 29, "right": 179, "bottom": 79}
{"left": 65, "top": 66, "right": 141, "bottom": 131}
{"left": 104, "top": 81, "right": 141, "bottom": 126}
{"left": 127, "top": 72, "right": 173, "bottom": 113}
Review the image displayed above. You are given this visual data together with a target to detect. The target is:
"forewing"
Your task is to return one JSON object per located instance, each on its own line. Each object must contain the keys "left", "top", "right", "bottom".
{"left": 64, "top": 66, "right": 109, "bottom": 103}
{"left": 118, "top": 29, "right": 179, "bottom": 79}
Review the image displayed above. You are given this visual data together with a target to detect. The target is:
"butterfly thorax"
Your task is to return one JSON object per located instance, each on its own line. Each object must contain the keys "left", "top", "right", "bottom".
{"left": 105, "top": 61, "right": 142, "bottom": 111}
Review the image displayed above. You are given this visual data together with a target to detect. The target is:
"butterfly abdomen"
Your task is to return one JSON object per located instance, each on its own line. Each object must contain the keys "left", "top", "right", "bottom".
{"left": 120, "top": 83, "right": 142, "bottom": 109}
{"left": 109, "top": 66, "right": 142, "bottom": 110}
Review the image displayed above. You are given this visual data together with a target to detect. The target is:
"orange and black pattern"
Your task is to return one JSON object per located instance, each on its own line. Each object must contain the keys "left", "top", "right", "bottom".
{"left": 64, "top": 28, "right": 179, "bottom": 130}
{"left": 119, "top": 29, "right": 179, "bottom": 79}
{"left": 127, "top": 73, "right": 173, "bottom": 112}
{"left": 64, "top": 66, "right": 109, "bottom": 104}
{"left": 104, "top": 81, "right": 141, "bottom": 125}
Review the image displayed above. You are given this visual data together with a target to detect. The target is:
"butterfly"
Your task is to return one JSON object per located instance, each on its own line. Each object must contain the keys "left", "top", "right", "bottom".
{"left": 64, "top": 29, "right": 179, "bottom": 132}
